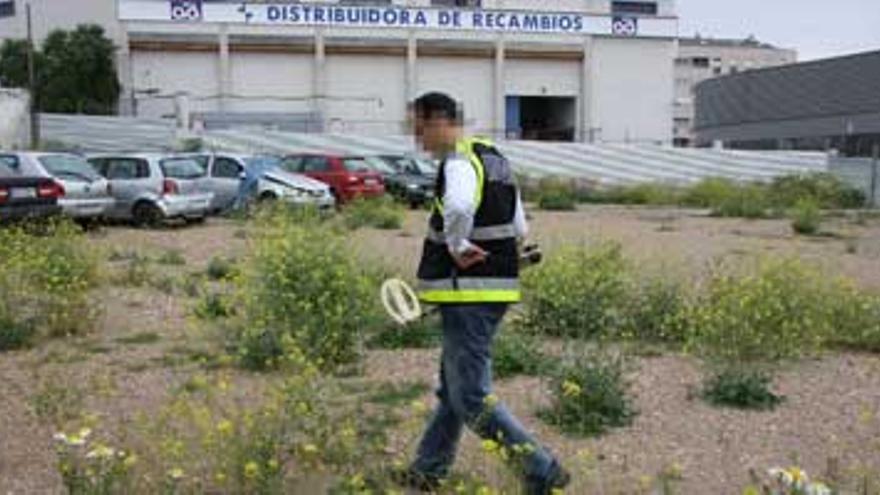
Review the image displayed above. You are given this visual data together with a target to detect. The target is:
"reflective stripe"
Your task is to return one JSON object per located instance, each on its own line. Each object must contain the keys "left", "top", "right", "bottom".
{"left": 419, "top": 289, "right": 521, "bottom": 304}
{"left": 426, "top": 223, "right": 517, "bottom": 243}
{"left": 419, "top": 277, "right": 519, "bottom": 291}
{"left": 434, "top": 139, "right": 487, "bottom": 216}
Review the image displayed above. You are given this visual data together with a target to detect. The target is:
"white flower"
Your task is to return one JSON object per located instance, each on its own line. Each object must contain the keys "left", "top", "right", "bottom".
{"left": 85, "top": 445, "right": 115, "bottom": 460}
{"left": 769, "top": 467, "right": 794, "bottom": 487}
{"left": 78, "top": 427, "right": 92, "bottom": 439}
{"left": 806, "top": 482, "right": 832, "bottom": 495}
{"left": 53, "top": 433, "right": 69, "bottom": 444}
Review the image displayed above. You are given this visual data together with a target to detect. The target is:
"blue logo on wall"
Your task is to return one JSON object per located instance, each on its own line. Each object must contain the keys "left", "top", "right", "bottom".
{"left": 611, "top": 16, "right": 638, "bottom": 36}
{"left": 170, "top": 0, "right": 203, "bottom": 21}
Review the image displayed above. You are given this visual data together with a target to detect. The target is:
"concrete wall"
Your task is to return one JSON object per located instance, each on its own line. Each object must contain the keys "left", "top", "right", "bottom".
{"left": 229, "top": 51, "right": 314, "bottom": 113}
{"left": 131, "top": 50, "right": 220, "bottom": 118}
{"left": 417, "top": 56, "right": 494, "bottom": 135}
{"left": 505, "top": 58, "right": 580, "bottom": 96}
{"left": 592, "top": 36, "right": 674, "bottom": 144}
{"left": 325, "top": 54, "right": 406, "bottom": 134}
{"left": 0, "top": 88, "right": 29, "bottom": 149}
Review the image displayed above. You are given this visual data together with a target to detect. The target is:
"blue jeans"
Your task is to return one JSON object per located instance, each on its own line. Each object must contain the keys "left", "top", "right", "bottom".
{"left": 411, "top": 303, "right": 556, "bottom": 483}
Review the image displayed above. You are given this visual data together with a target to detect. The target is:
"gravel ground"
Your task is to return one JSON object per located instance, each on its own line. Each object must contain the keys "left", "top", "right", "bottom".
{"left": 1, "top": 207, "right": 880, "bottom": 494}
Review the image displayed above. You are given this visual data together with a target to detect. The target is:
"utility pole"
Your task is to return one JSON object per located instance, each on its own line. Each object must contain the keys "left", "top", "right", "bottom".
{"left": 871, "top": 143, "right": 879, "bottom": 208}
{"left": 26, "top": 2, "right": 40, "bottom": 149}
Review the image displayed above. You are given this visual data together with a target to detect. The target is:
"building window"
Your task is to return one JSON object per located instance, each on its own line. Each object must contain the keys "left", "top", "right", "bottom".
{"left": 611, "top": 1, "right": 658, "bottom": 16}
{"left": 0, "top": 0, "right": 14, "bottom": 18}
{"left": 431, "top": 0, "right": 482, "bottom": 7}
{"left": 692, "top": 57, "right": 710, "bottom": 68}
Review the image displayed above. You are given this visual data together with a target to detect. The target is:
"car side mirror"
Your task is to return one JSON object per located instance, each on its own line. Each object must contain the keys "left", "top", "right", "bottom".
{"left": 239, "top": 171, "right": 247, "bottom": 181}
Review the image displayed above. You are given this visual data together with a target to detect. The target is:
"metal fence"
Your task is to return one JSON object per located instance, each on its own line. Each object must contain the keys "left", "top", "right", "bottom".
{"left": 829, "top": 156, "right": 880, "bottom": 207}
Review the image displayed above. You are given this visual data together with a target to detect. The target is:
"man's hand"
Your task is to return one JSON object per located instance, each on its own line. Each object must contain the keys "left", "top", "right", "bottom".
{"left": 451, "top": 245, "right": 488, "bottom": 270}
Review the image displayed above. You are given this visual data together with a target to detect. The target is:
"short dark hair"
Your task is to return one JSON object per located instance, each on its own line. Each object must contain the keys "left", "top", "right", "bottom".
{"left": 412, "top": 92, "right": 463, "bottom": 124}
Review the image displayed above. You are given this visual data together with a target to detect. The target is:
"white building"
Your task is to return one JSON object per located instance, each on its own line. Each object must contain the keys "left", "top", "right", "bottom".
{"left": 1, "top": 0, "right": 679, "bottom": 144}
{"left": 673, "top": 36, "right": 796, "bottom": 147}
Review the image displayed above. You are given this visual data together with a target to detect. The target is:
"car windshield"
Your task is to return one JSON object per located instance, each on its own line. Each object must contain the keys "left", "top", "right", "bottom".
{"left": 38, "top": 155, "right": 101, "bottom": 182}
{"left": 244, "top": 156, "right": 282, "bottom": 173}
{"left": 415, "top": 158, "right": 438, "bottom": 175}
{"left": 343, "top": 157, "right": 372, "bottom": 173}
{"left": 160, "top": 158, "right": 205, "bottom": 179}
{"left": 364, "top": 156, "right": 398, "bottom": 174}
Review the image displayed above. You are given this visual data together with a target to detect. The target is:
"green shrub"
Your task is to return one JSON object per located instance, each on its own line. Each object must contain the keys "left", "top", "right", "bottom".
{"left": 206, "top": 256, "right": 236, "bottom": 281}
{"left": 710, "top": 183, "right": 769, "bottom": 219}
{"left": 825, "top": 284, "right": 880, "bottom": 352}
{"left": 194, "top": 292, "right": 234, "bottom": 320}
{"left": 539, "top": 347, "right": 636, "bottom": 436}
{"left": 0, "top": 221, "right": 100, "bottom": 349}
{"left": 701, "top": 367, "right": 784, "bottom": 410}
{"left": 493, "top": 329, "right": 548, "bottom": 379}
{"left": 520, "top": 243, "right": 628, "bottom": 338}
{"left": 790, "top": 198, "right": 822, "bottom": 235}
{"left": 621, "top": 277, "right": 688, "bottom": 344}
{"left": 536, "top": 178, "right": 578, "bottom": 211}
{"left": 684, "top": 258, "right": 834, "bottom": 365}
{"left": 681, "top": 178, "right": 739, "bottom": 208}
{"left": 230, "top": 208, "right": 382, "bottom": 371}
{"left": 343, "top": 196, "right": 404, "bottom": 230}
{"left": 769, "top": 172, "right": 866, "bottom": 210}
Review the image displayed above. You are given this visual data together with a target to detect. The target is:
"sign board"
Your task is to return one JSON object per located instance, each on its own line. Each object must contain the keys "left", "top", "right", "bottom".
{"left": 118, "top": 0, "right": 678, "bottom": 39}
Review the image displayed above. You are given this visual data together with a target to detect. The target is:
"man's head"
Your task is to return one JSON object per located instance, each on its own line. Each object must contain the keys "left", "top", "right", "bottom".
{"left": 410, "top": 92, "right": 463, "bottom": 158}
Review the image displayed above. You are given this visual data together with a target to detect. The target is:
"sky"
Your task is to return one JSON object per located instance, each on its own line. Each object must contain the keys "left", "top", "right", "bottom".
{"left": 677, "top": 0, "right": 880, "bottom": 61}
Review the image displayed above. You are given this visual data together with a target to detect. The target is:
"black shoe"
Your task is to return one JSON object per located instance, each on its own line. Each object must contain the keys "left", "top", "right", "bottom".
{"left": 389, "top": 466, "right": 443, "bottom": 492}
{"left": 525, "top": 461, "right": 571, "bottom": 495}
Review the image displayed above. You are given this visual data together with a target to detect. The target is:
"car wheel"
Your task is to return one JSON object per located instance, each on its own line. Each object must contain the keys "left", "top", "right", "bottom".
{"left": 132, "top": 201, "right": 163, "bottom": 228}
{"left": 258, "top": 192, "right": 278, "bottom": 203}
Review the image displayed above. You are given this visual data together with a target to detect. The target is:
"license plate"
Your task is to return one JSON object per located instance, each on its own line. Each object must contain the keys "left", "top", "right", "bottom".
{"left": 364, "top": 179, "right": 378, "bottom": 186}
{"left": 11, "top": 188, "right": 36, "bottom": 199}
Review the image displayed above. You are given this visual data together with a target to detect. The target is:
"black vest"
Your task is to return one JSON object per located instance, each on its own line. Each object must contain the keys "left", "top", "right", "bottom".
{"left": 416, "top": 138, "right": 521, "bottom": 304}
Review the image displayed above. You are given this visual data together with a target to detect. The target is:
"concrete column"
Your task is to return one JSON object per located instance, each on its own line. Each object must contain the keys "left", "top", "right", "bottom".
{"left": 493, "top": 38, "right": 505, "bottom": 140}
{"left": 313, "top": 29, "right": 327, "bottom": 129}
{"left": 405, "top": 33, "right": 417, "bottom": 104}
{"left": 218, "top": 25, "right": 230, "bottom": 114}
{"left": 116, "top": 27, "right": 135, "bottom": 116}
{"left": 579, "top": 36, "right": 594, "bottom": 143}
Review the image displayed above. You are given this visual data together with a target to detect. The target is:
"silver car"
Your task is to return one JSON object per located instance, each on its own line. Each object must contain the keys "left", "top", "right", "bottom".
{"left": 87, "top": 153, "right": 214, "bottom": 226}
{"left": 187, "top": 153, "right": 335, "bottom": 212}
{"left": 0, "top": 152, "right": 114, "bottom": 220}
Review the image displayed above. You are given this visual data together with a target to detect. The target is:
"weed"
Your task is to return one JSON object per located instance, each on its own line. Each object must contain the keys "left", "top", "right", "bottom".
{"left": 701, "top": 367, "right": 784, "bottom": 410}
{"left": 536, "top": 178, "right": 578, "bottom": 211}
{"left": 156, "top": 249, "right": 186, "bottom": 266}
{"left": 368, "top": 317, "right": 442, "bottom": 350}
{"left": 790, "top": 198, "right": 822, "bottom": 235}
{"left": 366, "top": 381, "right": 430, "bottom": 407}
{"left": 116, "top": 256, "right": 152, "bottom": 287}
{"left": 30, "top": 374, "right": 85, "bottom": 425}
{"left": 539, "top": 346, "right": 636, "bottom": 436}
{"left": 493, "top": 329, "right": 548, "bottom": 379}
{"left": 194, "top": 292, "right": 234, "bottom": 320}
{"left": 206, "top": 256, "right": 236, "bottom": 281}
{"left": 520, "top": 243, "right": 628, "bottom": 339}
{"left": 342, "top": 196, "right": 404, "bottom": 230}
{"left": 116, "top": 332, "right": 161, "bottom": 346}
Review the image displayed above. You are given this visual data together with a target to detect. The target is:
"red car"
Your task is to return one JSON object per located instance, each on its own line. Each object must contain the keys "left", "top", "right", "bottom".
{"left": 280, "top": 154, "right": 385, "bottom": 204}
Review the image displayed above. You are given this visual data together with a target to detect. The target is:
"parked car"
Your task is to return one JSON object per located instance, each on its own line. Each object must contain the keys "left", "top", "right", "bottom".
{"left": 364, "top": 155, "right": 436, "bottom": 208}
{"left": 0, "top": 160, "right": 63, "bottom": 223}
{"left": 87, "top": 153, "right": 213, "bottom": 226}
{"left": 185, "top": 153, "right": 335, "bottom": 212}
{"left": 0, "top": 152, "right": 114, "bottom": 220}
{"left": 279, "top": 154, "right": 385, "bottom": 204}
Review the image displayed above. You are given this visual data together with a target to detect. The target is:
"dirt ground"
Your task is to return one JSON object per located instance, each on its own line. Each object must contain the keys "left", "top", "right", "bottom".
{"left": 2, "top": 206, "right": 880, "bottom": 494}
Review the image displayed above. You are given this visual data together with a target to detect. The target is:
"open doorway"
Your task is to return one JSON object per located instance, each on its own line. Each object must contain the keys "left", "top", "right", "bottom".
{"left": 506, "top": 96, "right": 576, "bottom": 142}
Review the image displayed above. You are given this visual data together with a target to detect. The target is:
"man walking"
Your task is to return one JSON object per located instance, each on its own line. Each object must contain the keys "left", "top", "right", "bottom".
{"left": 396, "top": 92, "right": 569, "bottom": 494}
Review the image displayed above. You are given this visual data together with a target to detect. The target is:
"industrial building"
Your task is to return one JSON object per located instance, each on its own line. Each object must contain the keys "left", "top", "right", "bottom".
{"left": 695, "top": 50, "right": 880, "bottom": 157}
{"left": 673, "top": 36, "right": 796, "bottom": 147}
{"left": 1, "top": 0, "right": 679, "bottom": 144}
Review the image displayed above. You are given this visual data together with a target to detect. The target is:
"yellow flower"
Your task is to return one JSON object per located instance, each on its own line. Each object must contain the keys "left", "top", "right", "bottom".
{"left": 302, "top": 443, "right": 319, "bottom": 455}
{"left": 215, "top": 472, "right": 227, "bottom": 483}
{"left": 349, "top": 473, "right": 366, "bottom": 489}
{"left": 244, "top": 461, "right": 260, "bottom": 479}
{"left": 411, "top": 400, "right": 428, "bottom": 415}
{"left": 123, "top": 455, "right": 138, "bottom": 469}
{"left": 561, "top": 380, "right": 582, "bottom": 398}
{"left": 481, "top": 439, "right": 500, "bottom": 454}
{"left": 216, "top": 419, "right": 234, "bottom": 436}
{"left": 168, "top": 467, "right": 185, "bottom": 481}
{"left": 483, "top": 394, "right": 499, "bottom": 408}
{"left": 268, "top": 459, "right": 279, "bottom": 471}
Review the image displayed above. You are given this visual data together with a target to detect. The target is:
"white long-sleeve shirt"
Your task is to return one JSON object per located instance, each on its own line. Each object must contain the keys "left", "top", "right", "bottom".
{"left": 443, "top": 156, "right": 527, "bottom": 255}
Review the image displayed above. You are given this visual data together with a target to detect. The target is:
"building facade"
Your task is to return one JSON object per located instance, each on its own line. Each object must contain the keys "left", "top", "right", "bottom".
{"left": 673, "top": 36, "right": 796, "bottom": 147}
{"left": 695, "top": 50, "right": 880, "bottom": 157}
{"left": 1, "top": 0, "right": 679, "bottom": 144}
